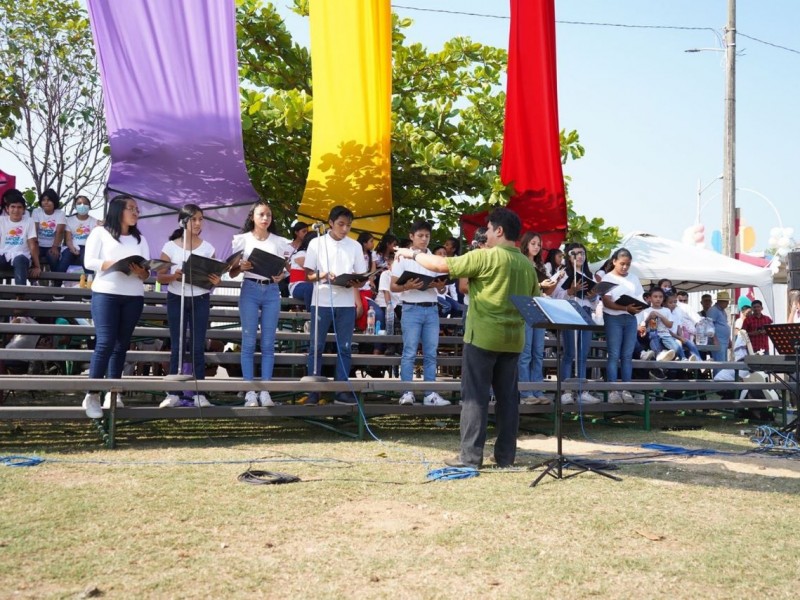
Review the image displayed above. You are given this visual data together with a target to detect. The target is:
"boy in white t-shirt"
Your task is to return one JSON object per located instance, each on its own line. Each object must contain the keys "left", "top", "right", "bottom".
{"left": 390, "top": 219, "right": 450, "bottom": 407}
{"left": 0, "top": 191, "right": 41, "bottom": 285}
{"left": 303, "top": 206, "right": 366, "bottom": 405}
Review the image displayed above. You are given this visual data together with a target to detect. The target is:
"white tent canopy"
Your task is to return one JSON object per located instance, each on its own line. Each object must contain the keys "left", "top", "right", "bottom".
{"left": 593, "top": 232, "right": 775, "bottom": 313}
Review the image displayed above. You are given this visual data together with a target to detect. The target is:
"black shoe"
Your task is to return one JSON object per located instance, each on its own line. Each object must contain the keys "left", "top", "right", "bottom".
{"left": 649, "top": 369, "right": 667, "bottom": 381}
{"left": 444, "top": 456, "right": 481, "bottom": 469}
{"left": 334, "top": 393, "right": 358, "bottom": 405}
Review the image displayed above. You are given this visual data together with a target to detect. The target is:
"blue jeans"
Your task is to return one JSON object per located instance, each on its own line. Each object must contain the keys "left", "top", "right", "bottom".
{"left": 239, "top": 279, "right": 281, "bottom": 381}
{"left": 0, "top": 255, "right": 30, "bottom": 285}
{"left": 58, "top": 246, "right": 93, "bottom": 276}
{"left": 560, "top": 328, "right": 594, "bottom": 380}
{"left": 518, "top": 324, "right": 545, "bottom": 398}
{"left": 659, "top": 334, "right": 685, "bottom": 359}
{"left": 39, "top": 245, "right": 62, "bottom": 272}
{"left": 291, "top": 281, "right": 313, "bottom": 311}
{"left": 306, "top": 305, "right": 356, "bottom": 381}
{"left": 400, "top": 303, "right": 440, "bottom": 393}
{"left": 167, "top": 291, "right": 210, "bottom": 379}
{"left": 604, "top": 313, "right": 638, "bottom": 383}
{"left": 683, "top": 338, "right": 702, "bottom": 360}
{"left": 90, "top": 292, "right": 144, "bottom": 382}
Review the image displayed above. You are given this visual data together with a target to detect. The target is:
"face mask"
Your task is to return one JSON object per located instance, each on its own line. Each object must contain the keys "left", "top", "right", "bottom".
{"left": 76, "top": 205, "right": 90, "bottom": 215}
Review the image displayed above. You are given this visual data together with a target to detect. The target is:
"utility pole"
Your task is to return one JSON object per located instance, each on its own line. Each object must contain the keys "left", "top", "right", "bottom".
{"left": 721, "top": 0, "right": 737, "bottom": 257}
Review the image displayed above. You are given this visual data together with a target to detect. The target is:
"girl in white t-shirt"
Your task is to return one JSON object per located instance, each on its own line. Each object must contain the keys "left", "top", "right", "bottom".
{"left": 601, "top": 247, "right": 646, "bottom": 404}
{"left": 82, "top": 195, "right": 152, "bottom": 419}
{"left": 156, "top": 204, "right": 219, "bottom": 408}
{"left": 228, "top": 199, "right": 292, "bottom": 407}
{"left": 58, "top": 195, "right": 101, "bottom": 275}
{"left": 31, "top": 188, "right": 67, "bottom": 275}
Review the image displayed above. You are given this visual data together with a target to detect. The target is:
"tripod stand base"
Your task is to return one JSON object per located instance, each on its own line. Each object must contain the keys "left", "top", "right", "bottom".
{"left": 529, "top": 456, "right": 622, "bottom": 487}
{"left": 164, "top": 374, "right": 193, "bottom": 381}
{"left": 300, "top": 375, "right": 329, "bottom": 383}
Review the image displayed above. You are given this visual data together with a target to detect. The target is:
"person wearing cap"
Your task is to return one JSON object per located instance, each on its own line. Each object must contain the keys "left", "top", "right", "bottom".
{"left": 707, "top": 290, "right": 732, "bottom": 370}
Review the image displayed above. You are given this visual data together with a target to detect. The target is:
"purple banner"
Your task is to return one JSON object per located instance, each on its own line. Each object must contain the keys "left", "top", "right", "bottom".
{"left": 87, "top": 0, "right": 257, "bottom": 256}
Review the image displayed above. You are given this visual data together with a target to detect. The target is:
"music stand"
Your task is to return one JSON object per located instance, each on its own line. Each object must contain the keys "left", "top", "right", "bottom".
{"left": 765, "top": 323, "right": 800, "bottom": 437}
{"left": 511, "top": 296, "right": 622, "bottom": 486}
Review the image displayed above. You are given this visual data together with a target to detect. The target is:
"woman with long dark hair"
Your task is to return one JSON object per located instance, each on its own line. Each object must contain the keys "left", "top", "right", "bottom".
{"left": 81, "top": 195, "right": 151, "bottom": 418}
{"left": 558, "top": 242, "right": 602, "bottom": 405}
{"left": 229, "top": 199, "right": 292, "bottom": 407}
{"left": 156, "top": 204, "right": 219, "bottom": 407}
{"left": 517, "top": 231, "right": 553, "bottom": 405}
{"left": 601, "top": 247, "right": 646, "bottom": 404}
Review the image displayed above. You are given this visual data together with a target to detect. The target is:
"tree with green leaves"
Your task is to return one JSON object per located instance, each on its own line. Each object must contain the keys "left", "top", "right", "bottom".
{"left": 237, "top": 0, "right": 619, "bottom": 258}
{"left": 0, "top": 0, "right": 108, "bottom": 202}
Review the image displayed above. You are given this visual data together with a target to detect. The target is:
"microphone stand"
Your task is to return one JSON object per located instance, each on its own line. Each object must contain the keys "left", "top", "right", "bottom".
{"left": 301, "top": 223, "right": 329, "bottom": 383}
{"left": 165, "top": 218, "right": 192, "bottom": 381}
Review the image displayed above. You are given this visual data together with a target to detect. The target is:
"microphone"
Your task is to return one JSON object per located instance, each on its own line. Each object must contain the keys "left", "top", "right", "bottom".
{"left": 311, "top": 222, "right": 326, "bottom": 232}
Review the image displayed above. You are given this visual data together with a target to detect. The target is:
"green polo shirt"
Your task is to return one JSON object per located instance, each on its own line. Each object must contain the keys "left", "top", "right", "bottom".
{"left": 446, "top": 244, "right": 538, "bottom": 353}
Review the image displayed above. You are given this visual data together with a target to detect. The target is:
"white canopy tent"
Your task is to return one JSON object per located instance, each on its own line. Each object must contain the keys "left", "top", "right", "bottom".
{"left": 593, "top": 232, "right": 776, "bottom": 314}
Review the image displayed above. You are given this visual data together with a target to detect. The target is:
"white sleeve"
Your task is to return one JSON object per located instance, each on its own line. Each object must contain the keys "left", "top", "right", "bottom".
{"left": 84, "top": 228, "right": 105, "bottom": 272}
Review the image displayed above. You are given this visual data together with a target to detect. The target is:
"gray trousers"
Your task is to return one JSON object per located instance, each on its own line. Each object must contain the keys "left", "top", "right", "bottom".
{"left": 458, "top": 343, "right": 520, "bottom": 467}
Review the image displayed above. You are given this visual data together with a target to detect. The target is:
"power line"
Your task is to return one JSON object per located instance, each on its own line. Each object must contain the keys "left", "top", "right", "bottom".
{"left": 392, "top": 4, "right": 800, "bottom": 56}
{"left": 738, "top": 31, "right": 800, "bottom": 55}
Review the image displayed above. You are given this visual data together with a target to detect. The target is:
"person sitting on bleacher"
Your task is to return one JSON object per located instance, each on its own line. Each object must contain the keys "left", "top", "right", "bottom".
{"left": 58, "top": 194, "right": 101, "bottom": 277}
{"left": 391, "top": 219, "right": 450, "bottom": 407}
{"left": 288, "top": 231, "right": 317, "bottom": 311}
{"left": 31, "top": 189, "right": 67, "bottom": 280}
{"left": 0, "top": 190, "right": 41, "bottom": 285}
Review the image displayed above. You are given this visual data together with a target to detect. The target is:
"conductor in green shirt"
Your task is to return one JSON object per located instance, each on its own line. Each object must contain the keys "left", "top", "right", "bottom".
{"left": 395, "top": 207, "right": 538, "bottom": 468}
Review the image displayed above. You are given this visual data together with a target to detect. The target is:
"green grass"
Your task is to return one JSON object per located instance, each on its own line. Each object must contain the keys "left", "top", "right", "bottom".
{"left": 1, "top": 415, "right": 799, "bottom": 598}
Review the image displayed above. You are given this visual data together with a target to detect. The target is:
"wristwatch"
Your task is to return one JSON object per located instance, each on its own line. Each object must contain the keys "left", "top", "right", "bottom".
{"left": 411, "top": 249, "right": 422, "bottom": 261}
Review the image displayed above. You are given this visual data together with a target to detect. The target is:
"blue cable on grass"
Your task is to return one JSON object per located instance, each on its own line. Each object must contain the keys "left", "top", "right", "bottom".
{"left": 426, "top": 466, "right": 479, "bottom": 481}
{"left": 1, "top": 455, "right": 44, "bottom": 467}
{"left": 640, "top": 443, "right": 719, "bottom": 456}
{"left": 751, "top": 426, "right": 799, "bottom": 451}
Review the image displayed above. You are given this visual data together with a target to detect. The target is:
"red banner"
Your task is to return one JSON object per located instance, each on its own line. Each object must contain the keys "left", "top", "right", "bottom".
{"left": 0, "top": 169, "right": 16, "bottom": 198}
{"left": 462, "top": 0, "right": 566, "bottom": 250}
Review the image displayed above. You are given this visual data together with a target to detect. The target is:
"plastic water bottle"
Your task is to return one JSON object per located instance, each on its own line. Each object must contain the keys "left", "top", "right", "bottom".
{"left": 367, "top": 306, "right": 376, "bottom": 335}
{"left": 385, "top": 302, "right": 395, "bottom": 335}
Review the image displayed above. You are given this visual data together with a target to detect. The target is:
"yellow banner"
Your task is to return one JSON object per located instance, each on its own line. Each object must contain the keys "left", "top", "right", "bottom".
{"left": 298, "top": 0, "right": 392, "bottom": 237}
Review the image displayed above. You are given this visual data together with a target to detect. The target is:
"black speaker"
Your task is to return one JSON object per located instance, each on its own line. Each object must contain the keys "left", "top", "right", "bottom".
{"left": 789, "top": 270, "right": 800, "bottom": 291}
{"left": 788, "top": 250, "right": 800, "bottom": 272}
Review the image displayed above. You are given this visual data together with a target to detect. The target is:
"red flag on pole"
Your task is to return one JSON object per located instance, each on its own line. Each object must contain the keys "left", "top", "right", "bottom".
{"left": 462, "top": 0, "right": 566, "bottom": 250}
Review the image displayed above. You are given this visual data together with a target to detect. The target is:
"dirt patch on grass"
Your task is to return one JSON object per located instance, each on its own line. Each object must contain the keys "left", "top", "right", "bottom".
{"left": 331, "top": 499, "right": 461, "bottom": 534}
{"left": 518, "top": 435, "right": 800, "bottom": 479}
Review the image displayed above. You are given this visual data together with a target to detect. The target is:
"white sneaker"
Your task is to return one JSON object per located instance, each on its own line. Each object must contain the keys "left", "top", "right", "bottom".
{"left": 160, "top": 394, "right": 181, "bottom": 408}
{"left": 258, "top": 391, "right": 274, "bottom": 407}
{"left": 103, "top": 392, "right": 124, "bottom": 409}
{"left": 193, "top": 394, "right": 212, "bottom": 408}
{"left": 656, "top": 349, "right": 676, "bottom": 361}
{"left": 560, "top": 392, "right": 574, "bottom": 405}
{"left": 399, "top": 392, "right": 415, "bottom": 405}
{"left": 688, "top": 354, "right": 700, "bottom": 362}
{"left": 244, "top": 391, "right": 259, "bottom": 407}
{"left": 640, "top": 350, "right": 655, "bottom": 360}
{"left": 608, "top": 391, "right": 624, "bottom": 404}
{"left": 621, "top": 390, "right": 635, "bottom": 403}
{"left": 579, "top": 391, "right": 602, "bottom": 404}
{"left": 424, "top": 392, "right": 451, "bottom": 406}
{"left": 82, "top": 393, "right": 102, "bottom": 418}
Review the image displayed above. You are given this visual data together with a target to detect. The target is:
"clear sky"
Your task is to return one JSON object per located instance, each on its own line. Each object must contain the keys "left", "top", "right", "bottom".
{"left": 4, "top": 0, "right": 797, "bottom": 253}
